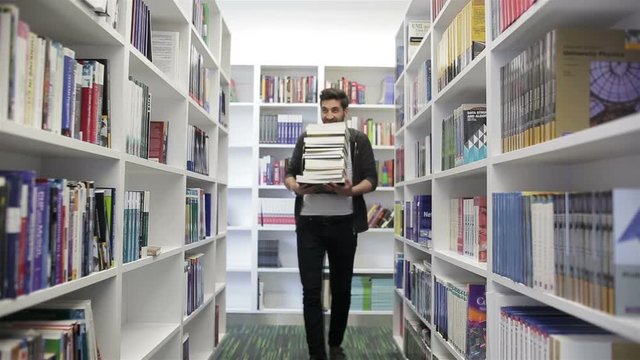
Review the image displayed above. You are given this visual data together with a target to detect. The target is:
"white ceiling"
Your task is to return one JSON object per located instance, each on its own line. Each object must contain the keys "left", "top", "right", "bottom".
{"left": 218, "top": 0, "right": 409, "bottom": 65}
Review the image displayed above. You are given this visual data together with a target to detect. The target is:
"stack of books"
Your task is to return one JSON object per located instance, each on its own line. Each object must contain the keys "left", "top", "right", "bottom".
{"left": 258, "top": 240, "right": 281, "bottom": 268}
{"left": 296, "top": 122, "right": 351, "bottom": 184}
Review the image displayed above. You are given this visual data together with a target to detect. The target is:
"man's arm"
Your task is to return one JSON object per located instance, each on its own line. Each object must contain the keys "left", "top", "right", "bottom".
{"left": 325, "top": 132, "right": 378, "bottom": 196}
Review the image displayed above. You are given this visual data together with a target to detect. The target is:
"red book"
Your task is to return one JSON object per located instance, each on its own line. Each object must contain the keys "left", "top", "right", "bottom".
{"left": 149, "top": 121, "right": 169, "bottom": 164}
{"left": 79, "top": 62, "right": 94, "bottom": 142}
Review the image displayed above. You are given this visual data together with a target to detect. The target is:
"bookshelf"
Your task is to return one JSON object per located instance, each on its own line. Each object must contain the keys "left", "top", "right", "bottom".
{"left": 394, "top": 0, "right": 640, "bottom": 359}
{"left": 227, "top": 64, "right": 397, "bottom": 322}
{"left": 0, "top": 0, "right": 230, "bottom": 358}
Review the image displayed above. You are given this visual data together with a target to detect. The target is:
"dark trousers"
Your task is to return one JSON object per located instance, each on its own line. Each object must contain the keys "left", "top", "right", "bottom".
{"left": 296, "top": 215, "right": 357, "bottom": 359}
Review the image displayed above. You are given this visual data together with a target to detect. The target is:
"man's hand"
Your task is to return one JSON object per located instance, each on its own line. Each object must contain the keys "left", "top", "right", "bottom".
{"left": 293, "top": 183, "right": 318, "bottom": 196}
{"left": 324, "top": 178, "right": 353, "bottom": 197}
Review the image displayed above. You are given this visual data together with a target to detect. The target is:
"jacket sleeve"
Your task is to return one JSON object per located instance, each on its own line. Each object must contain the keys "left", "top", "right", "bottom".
{"left": 285, "top": 132, "right": 305, "bottom": 180}
{"left": 357, "top": 132, "right": 378, "bottom": 190}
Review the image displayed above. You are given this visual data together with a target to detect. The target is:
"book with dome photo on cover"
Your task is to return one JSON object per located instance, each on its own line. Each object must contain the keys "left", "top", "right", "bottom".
{"left": 296, "top": 122, "right": 351, "bottom": 184}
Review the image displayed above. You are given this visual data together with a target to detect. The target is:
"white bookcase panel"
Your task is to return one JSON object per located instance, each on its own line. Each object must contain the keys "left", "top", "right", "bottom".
{"left": 227, "top": 235, "right": 253, "bottom": 269}
{"left": 394, "top": 0, "right": 640, "bottom": 357}
{"left": 227, "top": 272, "right": 253, "bottom": 311}
{"left": 0, "top": 0, "right": 229, "bottom": 358}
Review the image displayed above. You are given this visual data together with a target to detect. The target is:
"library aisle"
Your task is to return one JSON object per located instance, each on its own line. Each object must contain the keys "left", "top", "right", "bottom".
{"left": 2, "top": 0, "right": 640, "bottom": 359}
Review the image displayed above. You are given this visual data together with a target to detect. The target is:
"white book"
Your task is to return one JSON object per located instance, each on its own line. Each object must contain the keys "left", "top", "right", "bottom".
{"left": 304, "top": 136, "right": 345, "bottom": 145}
{"left": 151, "top": 31, "right": 179, "bottom": 81}
{"left": 305, "top": 121, "right": 347, "bottom": 135}
{"left": 14, "top": 21, "right": 29, "bottom": 124}
{"left": 33, "top": 37, "right": 45, "bottom": 129}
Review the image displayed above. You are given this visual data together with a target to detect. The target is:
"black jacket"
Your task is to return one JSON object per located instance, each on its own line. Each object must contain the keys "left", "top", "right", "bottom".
{"left": 285, "top": 127, "right": 378, "bottom": 233}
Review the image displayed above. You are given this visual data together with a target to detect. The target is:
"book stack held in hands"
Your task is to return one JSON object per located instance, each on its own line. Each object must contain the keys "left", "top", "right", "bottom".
{"left": 296, "top": 122, "right": 351, "bottom": 184}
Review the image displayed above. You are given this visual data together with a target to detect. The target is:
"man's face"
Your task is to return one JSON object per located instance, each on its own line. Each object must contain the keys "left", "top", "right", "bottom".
{"left": 321, "top": 99, "right": 347, "bottom": 123}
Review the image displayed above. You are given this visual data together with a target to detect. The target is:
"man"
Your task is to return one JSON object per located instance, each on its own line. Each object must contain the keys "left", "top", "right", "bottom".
{"left": 285, "top": 88, "right": 378, "bottom": 360}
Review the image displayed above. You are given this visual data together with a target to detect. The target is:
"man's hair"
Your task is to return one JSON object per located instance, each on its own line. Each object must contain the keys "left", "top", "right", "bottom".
{"left": 319, "top": 88, "right": 349, "bottom": 110}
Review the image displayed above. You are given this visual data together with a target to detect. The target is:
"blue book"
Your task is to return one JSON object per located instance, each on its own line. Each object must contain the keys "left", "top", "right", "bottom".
{"left": 205, "top": 193, "right": 212, "bottom": 237}
{"left": 33, "top": 181, "right": 50, "bottom": 292}
{"left": 61, "top": 50, "right": 76, "bottom": 137}
{"left": 417, "top": 195, "right": 432, "bottom": 247}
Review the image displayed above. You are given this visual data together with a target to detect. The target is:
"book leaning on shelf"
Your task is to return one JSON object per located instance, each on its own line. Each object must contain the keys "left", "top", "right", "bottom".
{"left": 492, "top": 189, "right": 640, "bottom": 316}
{"left": 0, "top": 298, "right": 100, "bottom": 359}
{"left": 0, "top": 171, "right": 115, "bottom": 300}
{"left": 296, "top": 122, "right": 351, "bottom": 185}
{"left": 501, "top": 28, "right": 640, "bottom": 152}
{"left": 0, "top": 5, "right": 111, "bottom": 147}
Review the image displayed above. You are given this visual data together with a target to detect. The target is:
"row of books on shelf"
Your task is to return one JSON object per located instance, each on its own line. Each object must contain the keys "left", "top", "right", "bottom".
{"left": 412, "top": 135, "right": 432, "bottom": 179}
{"left": 0, "top": 5, "right": 111, "bottom": 146}
{"left": 127, "top": 76, "right": 152, "bottom": 158}
{"left": 442, "top": 104, "right": 487, "bottom": 171}
{"left": 450, "top": 196, "right": 487, "bottom": 263}
{"left": 376, "top": 159, "right": 395, "bottom": 187}
{"left": 397, "top": 254, "right": 432, "bottom": 324}
{"left": 366, "top": 203, "right": 394, "bottom": 229}
{"left": 260, "top": 75, "right": 318, "bottom": 104}
{"left": 0, "top": 299, "right": 99, "bottom": 359}
{"left": 189, "top": 45, "right": 213, "bottom": 112}
{"left": 219, "top": 89, "right": 228, "bottom": 128}
{"left": 491, "top": 294, "right": 640, "bottom": 359}
{"left": 258, "top": 239, "right": 281, "bottom": 268}
{"left": 350, "top": 276, "right": 394, "bottom": 312}
{"left": 433, "top": 278, "right": 486, "bottom": 360}
{"left": 394, "top": 195, "right": 432, "bottom": 248}
{"left": 187, "top": 124, "right": 210, "bottom": 175}
{"left": 501, "top": 28, "right": 640, "bottom": 153}
{"left": 345, "top": 116, "right": 395, "bottom": 147}
{"left": 184, "top": 253, "right": 204, "bottom": 317}
{"left": 436, "top": 0, "right": 486, "bottom": 91}
{"left": 432, "top": 0, "right": 449, "bottom": 22}
{"left": 395, "top": 146, "right": 405, "bottom": 183}
{"left": 259, "top": 156, "right": 289, "bottom": 186}
{"left": 131, "top": 0, "right": 153, "bottom": 60}
{"left": 258, "top": 198, "right": 295, "bottom": 226}
{"left": 259, "top": 114, "right": 308, "bottom": 144}
{"left": 410, "top": 59, "right": 432, "bottom": 117}
{"left": 0, "top": 171, "right": 114, "bottom": 300}
{"left": 492, "top": 189, "right": 640, "bottom": 316}
{"left": 123, "top": 190, "right": 150, "bottom": 264}
{"left": 192, "top": 0, "right": 212, "bottom": 43}
{"left": 324, "top": 78, "right": 366, "bottom": 105}
{"left": 185, "top": 188, "right": 213, "bottom": 244}
{"left": 490, "top": 0, "right": 537, "bottom": 39}
{"left": 404, "top": 318, "right": 432, "bottom": 360}
{"left": 324, "top": 75, "right": 396, "bottom": 105}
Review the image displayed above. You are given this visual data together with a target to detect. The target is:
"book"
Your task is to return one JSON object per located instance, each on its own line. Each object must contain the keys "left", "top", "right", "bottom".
{"left": 151, "top": 31, "right": 179, "bottom": 81}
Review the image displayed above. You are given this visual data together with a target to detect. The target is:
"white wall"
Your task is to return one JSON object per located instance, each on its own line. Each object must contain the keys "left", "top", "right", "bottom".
{"left": 218, "top": 0, "right": 409, "bottom": 66}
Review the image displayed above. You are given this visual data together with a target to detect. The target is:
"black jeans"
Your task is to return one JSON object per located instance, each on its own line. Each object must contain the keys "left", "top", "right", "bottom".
{"left": 296, "top": 215, "right": 357, "bottom": 359}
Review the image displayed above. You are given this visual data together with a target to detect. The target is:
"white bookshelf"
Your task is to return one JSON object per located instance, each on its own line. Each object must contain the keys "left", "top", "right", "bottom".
{"left": 227, "top": 64, "right": 397, "bottom": 320}
{"left": 0, "top": 0, "right": 230, "bottom": 358}
{"left": 393, "top": 0, "right": 640, "bottom": 358}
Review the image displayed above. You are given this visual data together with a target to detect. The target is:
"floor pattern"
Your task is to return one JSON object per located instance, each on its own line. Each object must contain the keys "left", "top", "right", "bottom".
{"left": 213, "top": 324, "right": 404, "bottom": 360}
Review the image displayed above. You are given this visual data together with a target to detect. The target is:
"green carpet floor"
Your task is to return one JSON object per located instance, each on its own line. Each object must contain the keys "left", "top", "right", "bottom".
{"left": 214, "top": 324, "right": 404, "bottom": 360}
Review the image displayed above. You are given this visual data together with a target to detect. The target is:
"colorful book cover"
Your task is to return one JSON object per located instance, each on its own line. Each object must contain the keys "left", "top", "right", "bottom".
{"left": 613, "top": 188, "right": 640, "bottom": 315}
{"left": 466, "top": 283, "right": 486, "bottom": 360}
